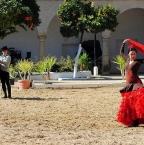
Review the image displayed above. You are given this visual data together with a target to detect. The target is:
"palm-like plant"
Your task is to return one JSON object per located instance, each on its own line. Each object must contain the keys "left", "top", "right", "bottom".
{"left": 35, "top": 56, "right": 57, "bottom": 80}
{"left": 34, "top": 59, "right": 46, "bottom": 80}
{"left": 78, "top": 52, "right": 91, "bottom": 71}
{"left": 45, "top": 56, "right": 57, "bottom": 80}
{"left": 112, "top": 55, "right": 126, "bottom": 79}
{"left": 15, "top": 59, "right": 34, "bottom": 80}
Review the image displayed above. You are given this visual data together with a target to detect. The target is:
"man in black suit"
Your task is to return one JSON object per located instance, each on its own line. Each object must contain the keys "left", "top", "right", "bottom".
{"left": 0, "top": 46, "right": 11, "bottom": 98}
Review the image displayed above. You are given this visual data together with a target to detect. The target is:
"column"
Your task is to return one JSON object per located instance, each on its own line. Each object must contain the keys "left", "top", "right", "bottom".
{"left": 37, "top": 35, "right": 47, "bottom": 58}
{"left": 102, "top": 30, "right": 111, "bottom": 75}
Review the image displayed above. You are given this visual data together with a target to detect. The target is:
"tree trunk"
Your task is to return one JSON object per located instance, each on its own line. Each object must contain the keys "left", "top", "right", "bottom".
{"left": 73, "top": 31, "right": 84, "bottom": 78}
{"left": 73, "top": 44, "right": 82, "bottom": 78}
{"left": 47, "top": 70, "right": 50, "bottom": 80}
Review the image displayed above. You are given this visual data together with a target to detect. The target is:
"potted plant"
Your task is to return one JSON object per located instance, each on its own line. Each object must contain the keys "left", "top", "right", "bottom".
{"left": 112, "top": 55, "right": 126, "bottom": 79}
{"left": 15, "top": 59, "right": 34, "bottom": 89}
{"left": 9, "top": 64, "right": 17, "bottom": 85}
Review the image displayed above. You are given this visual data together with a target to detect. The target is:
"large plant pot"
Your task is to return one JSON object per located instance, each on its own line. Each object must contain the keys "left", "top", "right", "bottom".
{"left": 18, "top": 80, "right": 31, "bottom": 89}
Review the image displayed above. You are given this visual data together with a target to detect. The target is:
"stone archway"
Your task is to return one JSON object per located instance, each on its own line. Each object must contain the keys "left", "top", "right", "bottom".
{"left": 110, "top": 7, "right": 144, "bottom": 73}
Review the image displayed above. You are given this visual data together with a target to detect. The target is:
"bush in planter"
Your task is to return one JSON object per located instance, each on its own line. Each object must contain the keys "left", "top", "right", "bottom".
{"left": 33, "top": 55, "right": 91, "bottom": 80}
{"left": 35, "top": 56, "right": 57, "bottom": 80}
{"left": 51, "top": 56, "right": 74, "bottom": 72}
{"left": 78, "top": 52, "right": 92, "bottom": 71}
{"left": 112, "top": 55, "right": 126, "bottom": 79}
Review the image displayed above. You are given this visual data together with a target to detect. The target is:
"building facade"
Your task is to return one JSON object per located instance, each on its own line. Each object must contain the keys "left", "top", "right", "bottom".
{"left": 0, "top": 0, "right": 144, "bottom": 74}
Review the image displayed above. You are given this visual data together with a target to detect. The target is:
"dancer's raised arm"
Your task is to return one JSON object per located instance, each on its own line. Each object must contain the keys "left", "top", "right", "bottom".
{"left": 120, "top": 39, "right": 129, "bottom": 61}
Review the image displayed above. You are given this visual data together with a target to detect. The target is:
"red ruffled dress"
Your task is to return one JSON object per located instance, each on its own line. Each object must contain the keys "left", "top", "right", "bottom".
{"left": 117, "top": 43, "right": 144, "bottom": 126}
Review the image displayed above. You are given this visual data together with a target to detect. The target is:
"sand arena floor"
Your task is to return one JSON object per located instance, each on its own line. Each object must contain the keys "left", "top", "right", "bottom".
{"left": 0, "top": 86, "right": 144, "bottom": 145}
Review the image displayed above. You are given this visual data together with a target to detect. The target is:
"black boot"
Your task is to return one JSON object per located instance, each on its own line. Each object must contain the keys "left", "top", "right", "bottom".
{"left": 2, "top": 83, "right": 7, "bottom": 98}
{"left": 7, "top": 85, "right": 11, "bottom": 98}
{"left": 3, "top": 91, "right": 7, "bottom": 98}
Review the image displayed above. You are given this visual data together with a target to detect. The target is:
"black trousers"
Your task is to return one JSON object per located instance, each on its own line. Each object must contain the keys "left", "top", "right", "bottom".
{"left": 0, "top": 70, "right": 11, "bottom": 97}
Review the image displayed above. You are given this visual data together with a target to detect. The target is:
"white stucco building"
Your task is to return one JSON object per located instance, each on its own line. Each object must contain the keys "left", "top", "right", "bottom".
{"left": 1, "top": 0, "right": 144, "bottom": 74}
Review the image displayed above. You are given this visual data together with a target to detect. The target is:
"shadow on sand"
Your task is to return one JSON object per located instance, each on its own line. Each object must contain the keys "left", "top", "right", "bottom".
{"left": 10, "top": 97, "right": 67, "bottom": 101}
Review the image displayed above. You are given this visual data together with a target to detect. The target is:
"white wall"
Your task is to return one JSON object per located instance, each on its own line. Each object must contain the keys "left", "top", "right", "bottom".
{"left": 0, "top": 27, "right": 39, "bottom": 60}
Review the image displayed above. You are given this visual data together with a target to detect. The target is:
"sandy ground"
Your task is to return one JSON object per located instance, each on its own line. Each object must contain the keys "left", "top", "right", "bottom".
{"left": 0, "top": 85, "right": 144, "bottom": 145}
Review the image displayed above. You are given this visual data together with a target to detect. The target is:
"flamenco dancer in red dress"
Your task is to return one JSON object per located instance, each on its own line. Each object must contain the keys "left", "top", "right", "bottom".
{"left": 117, "top": 39, "right": 144, "bottom": 127}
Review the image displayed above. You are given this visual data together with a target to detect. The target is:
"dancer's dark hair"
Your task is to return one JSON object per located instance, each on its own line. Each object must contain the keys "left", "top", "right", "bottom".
{"left": 128, "top": 48, "right": 137, "bottom": 54}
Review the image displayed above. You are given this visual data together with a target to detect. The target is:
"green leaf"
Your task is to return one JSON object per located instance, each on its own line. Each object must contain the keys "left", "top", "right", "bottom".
{"left": 112, "top": 55, "right": 126, "bottom": 72}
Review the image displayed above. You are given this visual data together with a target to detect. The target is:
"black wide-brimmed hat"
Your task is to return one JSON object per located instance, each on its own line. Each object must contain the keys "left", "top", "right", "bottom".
{"left": 1, "top": 46, "right": 9, "bottom": 51}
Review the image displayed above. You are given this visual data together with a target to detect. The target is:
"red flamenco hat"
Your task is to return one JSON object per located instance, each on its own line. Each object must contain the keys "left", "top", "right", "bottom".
{"left": 127, "top": 39, "right": 144, "bottom": 55}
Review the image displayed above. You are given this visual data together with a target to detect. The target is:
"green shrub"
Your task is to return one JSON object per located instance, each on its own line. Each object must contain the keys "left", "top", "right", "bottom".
{"left": 51, "top": 56, "right": 74, "bottom": 72}
{"left": 78, "top": 52, "right": 91, "bottom": 71}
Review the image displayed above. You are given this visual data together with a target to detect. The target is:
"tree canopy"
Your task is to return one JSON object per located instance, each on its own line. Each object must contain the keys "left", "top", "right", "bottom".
{"left": 90, "top": 4, "right": 119, "bottom": 34}
{"left": 0, "top": 0, "right": 41, "bottom": 39}
{"left": 57, "top": 0, "right": 119, "bottom": 43}
{"left": 57, "top": 0, "right": 95, "bottom": 43}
